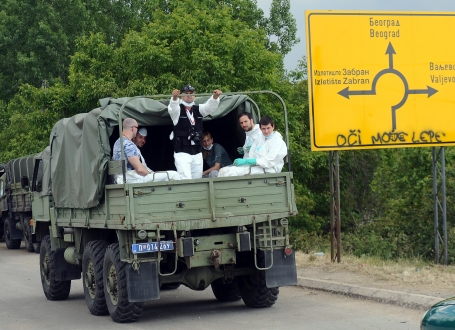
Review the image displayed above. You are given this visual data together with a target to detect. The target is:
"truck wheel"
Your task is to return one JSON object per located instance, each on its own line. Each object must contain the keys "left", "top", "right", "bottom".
{"left": 160, "top": 283, "right": 181, "bottom": 290}
{"left": 24, "top": 219, "right": 35, "bottom": 252}
{"left": 211, "top": 278, "right": 241, "bottom": 302}
{"left": 40, "top": 235, "right": 71, "bottom": 300}
{"left": 83, "top": 240, "right": 109, "bottom": 316}
{"left": 4, "top": 218, "right": 21, "bottom": 249}
{"left": 238, "top": 252, "right": 279, "bottom": 308}
{"left": 0, "top": 220, "right": 4, "bottom": 240}
{"left": 103, "top": 243, "right": 143, "bottom": 323}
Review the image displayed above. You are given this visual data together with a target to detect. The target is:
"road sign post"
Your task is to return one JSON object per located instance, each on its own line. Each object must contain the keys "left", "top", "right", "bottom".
{"left": 307, "top": 11, "right": 455, "bottom": 264}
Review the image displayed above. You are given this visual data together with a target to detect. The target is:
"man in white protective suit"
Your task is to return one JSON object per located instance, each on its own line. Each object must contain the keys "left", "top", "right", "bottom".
{"left": 112, "top": 119, "right": 180, "bottom": 183}
{"left": 218, "top": 116, "right": 287, "bottom": 177}
{"left": 168, "top": 85, "right": 222, "bottom": 179}
{"left": 237, "top": 112, "right": 262, "bottom": 158}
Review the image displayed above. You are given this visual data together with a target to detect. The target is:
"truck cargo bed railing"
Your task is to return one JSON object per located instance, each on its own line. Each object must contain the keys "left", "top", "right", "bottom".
{"left": 253, "top": 216, "right": 274, "bottom": 270}
{"left": 157, "top": 225, "right": 178, "bottom": 276}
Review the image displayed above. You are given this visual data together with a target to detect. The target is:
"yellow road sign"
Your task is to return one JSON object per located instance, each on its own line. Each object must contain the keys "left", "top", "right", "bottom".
{"left": 306, "top": 11, "right": 455, "bottom": 151}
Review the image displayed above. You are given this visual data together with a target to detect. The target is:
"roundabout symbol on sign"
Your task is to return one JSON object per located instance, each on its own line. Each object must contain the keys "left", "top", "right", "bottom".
{"left": 338, "top": 42, "right": 438, "bottom": 132}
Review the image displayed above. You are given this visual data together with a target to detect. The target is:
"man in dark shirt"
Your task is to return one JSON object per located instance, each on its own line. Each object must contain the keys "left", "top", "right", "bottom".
{"left": 201, "top": 131, "right": 232, "bottom": 178}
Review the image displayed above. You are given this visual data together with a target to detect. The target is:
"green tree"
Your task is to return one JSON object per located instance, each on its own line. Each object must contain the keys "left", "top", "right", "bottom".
{"left": 143, "top": 0, "right": 267, "bottom": 29}
{"left": 0, "top": 0, "right": 88, "bottom": 102}
{"left": 265, "top": 0, "right": 300, "bottom": 55}
{"left": 0, "top": 83, "right": 69, "bottom": 162}
{"left": 279, "top": 57, "right": 329, "bottom": 234}
{"left": 340, "top": 147, "right": 455, "bottom": 261}
{"left": 68, "top": 3, "right": 284, "bottom": 110}
{"left": 0, "top": 0, "right": 289, "bottom": 161}
{"left": 336, "top": 150, "right": 382, "bottom": 242}
{"left": 84, "top": 0, "right": 152, "bottom": 45}
{"left": 0, "top": 0, "right": 299, "bottom": 104}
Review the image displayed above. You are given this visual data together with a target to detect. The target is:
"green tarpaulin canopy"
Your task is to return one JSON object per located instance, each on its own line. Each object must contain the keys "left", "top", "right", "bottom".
{"left": 48, "top": 95, "right": 254, "bottom": 208}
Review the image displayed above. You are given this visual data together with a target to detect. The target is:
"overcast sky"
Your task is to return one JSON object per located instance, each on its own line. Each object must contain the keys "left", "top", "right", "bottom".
{"left": 257, "top": 0, "right": 455, "bottom": 71}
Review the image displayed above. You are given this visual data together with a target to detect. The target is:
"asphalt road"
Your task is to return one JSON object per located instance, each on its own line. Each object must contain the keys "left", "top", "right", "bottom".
{"left": 0, "top": 242, "right": 423, "bottom": 330}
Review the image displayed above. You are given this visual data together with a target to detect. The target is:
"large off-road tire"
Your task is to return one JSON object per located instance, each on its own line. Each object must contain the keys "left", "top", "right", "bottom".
{"left": 40, "top": 235, "right": 71, "bottom": 300}
{"left": 4, "top": 217, "right": 21, "bottom": 249}
{"left": 238, "top": 252, "right": 279, "bottom": 308}
{"left": 160, "top": 283, "right": 181, "bottom": 290}
{"left": 83, "top": 240, "right": 109, "bottom": 316}
{"left": 23, "top": 217, "right": 35, "bottom": 252}
{"left": 211, "top": 278, "right": 242, "bottom": 302}
{"left": 103, "top": 243, "right": 143, "bottom": 323}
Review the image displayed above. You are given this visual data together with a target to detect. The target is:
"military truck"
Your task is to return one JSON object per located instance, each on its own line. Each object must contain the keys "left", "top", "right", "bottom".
{"left": 0, "top": 155, "right": 43, "bottom": 252}
{"left": 35, "top": 92, "right": 298, "bottom": 323}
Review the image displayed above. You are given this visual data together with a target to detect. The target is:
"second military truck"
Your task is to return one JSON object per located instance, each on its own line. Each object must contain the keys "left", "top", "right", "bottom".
{"left": 1, "top": 154, "right": 44, "bottom": 252}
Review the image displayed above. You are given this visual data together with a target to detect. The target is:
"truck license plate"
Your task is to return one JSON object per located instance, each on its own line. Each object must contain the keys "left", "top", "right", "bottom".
{"left": 131, "top": 241, "right": 174, "bottom": 254}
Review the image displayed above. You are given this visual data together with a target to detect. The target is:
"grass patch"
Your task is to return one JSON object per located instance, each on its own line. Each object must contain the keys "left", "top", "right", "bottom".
{"left": 296, "top": 251, "right": 455, "bottom": 294}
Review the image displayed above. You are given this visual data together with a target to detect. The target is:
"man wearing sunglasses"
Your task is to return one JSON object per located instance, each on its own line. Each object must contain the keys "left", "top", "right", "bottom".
{"left": 112, "top": 118, "right": 179, "bottom": 183}
{"left": 168, "top": 85, "right": 222, "bottom": 179}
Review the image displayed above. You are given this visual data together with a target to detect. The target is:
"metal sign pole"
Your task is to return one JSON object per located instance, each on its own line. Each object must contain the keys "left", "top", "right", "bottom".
{"left": 336, "top": 151, "right": 341, "bottom": 263}
{"left": 432, "top": 147, "right": 439, "bottom": 264}
{"left": 329, "top": 151, "right": 341, "bottom": 263}
{"left": 329, "top": 152, "right": 334, "bottom": 261}
{"left": 432, "top": 146, "right": 448, "bottom": 265}
{"left": 441, "top": 147, "right": 448, "bottom": 265}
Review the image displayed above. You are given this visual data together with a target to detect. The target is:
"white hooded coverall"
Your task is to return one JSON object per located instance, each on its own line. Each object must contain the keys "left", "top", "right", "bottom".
{"left": 218, "top": 131, "right": 287, "bottom": 177}
{"left": 242, "top": 124, "right": 262, "bottom": 158}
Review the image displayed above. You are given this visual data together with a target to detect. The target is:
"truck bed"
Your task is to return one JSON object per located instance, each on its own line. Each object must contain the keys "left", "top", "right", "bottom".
{"left": 53, "top": 172, "right": 297, "bottom": 231}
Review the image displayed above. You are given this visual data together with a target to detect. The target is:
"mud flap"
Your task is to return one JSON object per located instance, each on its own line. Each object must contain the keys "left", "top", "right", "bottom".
{"left": 53, "top": 248, "right": 82, "bottom": 281}
{"left": 264, "top": 249, "right": 297, "bottom": 287}
{"left": 126, "top": 261, "right": 160, "bottom": 302}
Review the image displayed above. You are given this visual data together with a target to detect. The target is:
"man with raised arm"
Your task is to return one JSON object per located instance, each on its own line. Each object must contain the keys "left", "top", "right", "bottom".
{"left": 168, "top": 85, "right": 222, "bottom": 179}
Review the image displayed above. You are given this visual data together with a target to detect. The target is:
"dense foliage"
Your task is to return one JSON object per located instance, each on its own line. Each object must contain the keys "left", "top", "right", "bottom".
{"left": 0, "top": 0, "right": 452, "bottom": 262}
{"left": 0, "top": 0, "right": 88, "bottom": 101}
{"left": 342, "top": 148, "right": 455, "bottom": 262}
